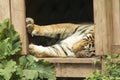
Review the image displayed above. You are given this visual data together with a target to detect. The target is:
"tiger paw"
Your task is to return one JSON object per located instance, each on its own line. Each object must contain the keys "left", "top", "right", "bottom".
{"left": 29, "top": 44, "right": 46, "bottom": 57}
{"left": 26, "top": 18, "right": 35, "bottom": 36}
{"left": 29, "top": 44, "right": 36, "bottom": 54}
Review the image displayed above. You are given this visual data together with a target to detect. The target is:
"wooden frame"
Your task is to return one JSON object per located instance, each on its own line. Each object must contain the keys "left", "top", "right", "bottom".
{"left": 94, "top": 0, "right": 120, "bottom": 55}
{"left": 0, "top": 0, "right": 28, "bottom": 54}
{"left": 94, "top": 0, "right": 113, "bottom": 55}
{"left": 40, "top": 58, "right": 101, "bottom": 77}
{"left": 0, "top": 0, "right": 120, "bottom": 78}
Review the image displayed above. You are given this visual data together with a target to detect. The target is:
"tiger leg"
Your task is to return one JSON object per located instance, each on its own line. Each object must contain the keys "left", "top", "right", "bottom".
{"left": 26, "top": 18, "right": 80, "bottom": 39}
{"left": 26, "top": 18, "right": 43, "bottom": 37}
{"left": 29, "top": 44, "right": 67, "bottom": 57}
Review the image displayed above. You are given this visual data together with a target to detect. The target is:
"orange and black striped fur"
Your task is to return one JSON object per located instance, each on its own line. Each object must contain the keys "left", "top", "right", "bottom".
{"left": 26, "top": 18, "right": 95, "bottom": 58}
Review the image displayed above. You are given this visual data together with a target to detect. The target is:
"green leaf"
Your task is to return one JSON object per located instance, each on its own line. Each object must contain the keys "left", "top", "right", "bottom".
{"left": 0, "top": 60, "right": 17, "bottom": 80}
{"left": 18, "top": 55, "right": 56, "bottom": 80}
{"left": 0, "top": 19, "right": 22, "bottom": 59}
{"left": 23, "top": 69, "right": 38, "bottom": 80}
{"left": 0, "top": 38, "right": 10, "bottom": 59}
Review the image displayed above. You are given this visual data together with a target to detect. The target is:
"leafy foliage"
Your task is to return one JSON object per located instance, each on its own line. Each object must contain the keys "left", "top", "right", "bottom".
{"left": 0, "top": 19, "right": 22, "bottom": 59}
{"left": 0, "top": 19, "right": 56, "bottom": 80}
{"left": 15, "top": 55, "right": 56, "bottom": 80}
{"left": 0, "top": 60, "right": 17, "bottom": 80}
{"left": 85, "top": 54, "right": 120, "bottom": 80}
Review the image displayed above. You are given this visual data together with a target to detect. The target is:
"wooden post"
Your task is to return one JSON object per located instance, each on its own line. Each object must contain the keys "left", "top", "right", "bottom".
{"left": 10, "top": 0, "right": 28, "bottom": 54}
{"left": 94, "top": 0, "right": 113, "bottom": 74}
{"left": 94, "top": 0, "right": 113, "bottom": 55}
{"left": 111, "top": 0, "right": 120, "bottom": 55}
{"left": 0, "top": 0, "right": 10, "bottom": 22}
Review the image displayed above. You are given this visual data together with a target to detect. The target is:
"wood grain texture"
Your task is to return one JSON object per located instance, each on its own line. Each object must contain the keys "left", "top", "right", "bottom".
{"left": 40, "top": 58, "right": 101, "bottom": 77}
{"left": 0, "top": 0, "right": 10, "bottom": 22}
{"left": 10, "top": 0, "right": 28, "bottom": 54}
{"left": 112, "top": 45, "right": 120, "bottom": 55}
{"left": 56, "top": 63, "right": 100, "bottom": 77}
{"left": 112, "top": 0, "right": 120, "bottom": 45}
{"left": 39, "top": 57, "right": 101, "bottom": 63}
{"left": 94, "top": 0, "right": 113, "bottom": 55}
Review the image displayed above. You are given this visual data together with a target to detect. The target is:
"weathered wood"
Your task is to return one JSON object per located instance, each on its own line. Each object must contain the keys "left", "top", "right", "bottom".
{"left": 41, "top": 58, "right": 101, "bottom": 77}
{"left": 0, "top": 0, "right": 10, "bottom": 22}
{"left": 111, "top": 0, "right": 120, "bottom": 55}
{"left": 10, "top": 0, "right": 28, "bottom": 54}
{"left": 112, "top": 45, "right": 120, "bottom": 55}
{"left": 94, "top": 0, "right": 113, "bottom": 55}
{"left": 56, "top": 63, "right": 101, "bottom": 77}
{"left": 39, "top": 58, "right": 101, "bottom": 63}
{"left": 112, "top": 0, "right": 120, "bottom": 45}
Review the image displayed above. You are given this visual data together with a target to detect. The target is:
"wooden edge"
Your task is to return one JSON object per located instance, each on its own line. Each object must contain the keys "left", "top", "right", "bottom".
{"left": 112, "top": 0, "right": 120, "bottom": 45}
{"left": 93, "top": 0, "right": 113, "bottom": 55}
{"left": 38, "top": 57, "right": 101, "bottom": 63}
{"left": 0, "top": 0, "right": 11, "bottom": 22}
{"left": 10, "top": 0, "right": 28, "bottom": 54}
{"left": 112, "top": 59, "right": 120, "bottom": 63}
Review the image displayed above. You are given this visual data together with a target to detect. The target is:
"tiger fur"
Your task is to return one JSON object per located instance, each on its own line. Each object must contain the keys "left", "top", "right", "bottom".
{"left": 26, "top": 18, "right": 95, "bottom": 58}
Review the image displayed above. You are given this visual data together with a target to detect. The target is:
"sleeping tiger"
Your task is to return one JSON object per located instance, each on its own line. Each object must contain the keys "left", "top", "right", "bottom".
{"left": 26, "top": 18, "right": 95, "bottom": 58}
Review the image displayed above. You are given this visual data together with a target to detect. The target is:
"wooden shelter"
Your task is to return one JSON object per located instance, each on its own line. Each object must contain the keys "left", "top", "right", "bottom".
{"left": 0, "top": 0, "right": 120, "bottom": 78}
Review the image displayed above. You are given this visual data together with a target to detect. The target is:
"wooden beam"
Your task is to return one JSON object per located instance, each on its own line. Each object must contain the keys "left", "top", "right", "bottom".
{"left": 40, "top": 58, "right": 101, "bottom": 77}
{"left": 94, "top": 0, "right": 113, "bottom": 55}
{"left": 10, "top": 0, "right": 28, "bottom": 54}
{"left": 39, "top": 58, "right": 101, "bottom": 63}
{"left": 55, "top": 63, "right": 101, "bottom": 77}
{"left": 0, "top": 0, "right": 10, "bottom": 22}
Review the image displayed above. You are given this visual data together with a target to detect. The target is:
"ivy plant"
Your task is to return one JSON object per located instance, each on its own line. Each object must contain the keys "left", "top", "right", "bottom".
{"left": 0, "top": 19, "right": 56, "bottom": 80}
{"left": 85, "top": 54, "right": 120, "bottom": 80}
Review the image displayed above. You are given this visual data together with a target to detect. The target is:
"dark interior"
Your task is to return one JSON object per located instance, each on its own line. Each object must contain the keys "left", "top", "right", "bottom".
{"left": 26, "top": 0, "right": 93, "bottom": 25}
{"left": 25, "top": 0, "right": 94, "bottom": 46}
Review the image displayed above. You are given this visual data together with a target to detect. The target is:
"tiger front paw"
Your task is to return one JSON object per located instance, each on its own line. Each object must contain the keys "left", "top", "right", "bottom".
{"left": 26, "top": 18, "right": 35, "bottom": 36}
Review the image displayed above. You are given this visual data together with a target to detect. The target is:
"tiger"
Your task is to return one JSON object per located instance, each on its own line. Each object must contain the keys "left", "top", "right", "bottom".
{"left": 26, "top": 18, "right": 95, "bottom": 58}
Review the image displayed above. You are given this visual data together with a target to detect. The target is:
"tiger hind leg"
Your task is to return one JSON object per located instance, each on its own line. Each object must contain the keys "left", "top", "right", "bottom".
{"left": 29, "top": 44, "right": 67, "bottom": 57}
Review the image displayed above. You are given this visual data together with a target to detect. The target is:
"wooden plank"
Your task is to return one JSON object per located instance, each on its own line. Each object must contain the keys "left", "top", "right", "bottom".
{"left": 112, "top": 45, "right": 120, "bottom": 55}
{"left": 94, "top": 0, "right": 113, "bottom": 55}
{"left": 39, "top": 58, "right": 101, "bottom": 63}
{"left": 55, "top": 63, "right": 101, "bottom": 77}
{"left": 0, "top": 0, "right": 10, "bottom": 22}
{"left": 40, "top": 58, "right": 101, "bottom": 77}
{"left": 112, "top": 0, "right": 120, "bottom": 45}
{"left": 44, "top": 58, "right": 101, "bottom": 77}
{"left": 112, "top": 0, "right": 120, "bottom": 55}
{"left": 10, "top": 0, "right": 28, "bottom": 54}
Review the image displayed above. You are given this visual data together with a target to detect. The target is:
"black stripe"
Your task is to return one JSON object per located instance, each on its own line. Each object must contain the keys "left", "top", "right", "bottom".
{"left": 89, "top": 36, "right": 92, "bottom": 41}
{"left": 77, "top": 25, "right": 90, "bottom": 32}
{"left": 66, "top": 46, "right": 73, "bottom": 53}
{"left": 86, "top": 36, "right": 90, "bottom": 40}
{"left": 78, "top": 26, "right": 90, "bottom": 35}
{"left": 59, "top": 44, "right": 68, "bottom": 56}
{"left": 72, "top": 26, "right": 80, "bottom": 34}
{"left": 61, "top": 28, "right": 67, "bottom": 39}
{"left": 51, "top": 46, "right": 60, "bottom": 56}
